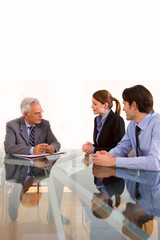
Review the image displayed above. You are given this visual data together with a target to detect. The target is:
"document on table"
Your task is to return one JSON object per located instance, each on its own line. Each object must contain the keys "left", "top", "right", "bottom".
{"left": 12, "top": 151, "right": 66, "bottom": 160}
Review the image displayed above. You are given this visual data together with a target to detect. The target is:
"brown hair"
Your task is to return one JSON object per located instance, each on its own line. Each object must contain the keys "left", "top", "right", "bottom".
{"left": 93, "top": 90, "right": 121, "bottom": 115}
{"left": 122, "top": 85, "right": 154, "bottom": 113}
{"left": 92, "top": 196, "right": 121, "bottom": 219}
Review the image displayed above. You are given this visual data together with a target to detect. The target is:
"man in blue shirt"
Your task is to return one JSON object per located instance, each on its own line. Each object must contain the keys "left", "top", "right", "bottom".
{"left": 93, "top": 85, "right": 160, "bottom": 171}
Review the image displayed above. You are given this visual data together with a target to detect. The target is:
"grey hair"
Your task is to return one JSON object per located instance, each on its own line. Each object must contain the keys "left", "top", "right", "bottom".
{"left": 20, "top": 97, "right": 40, "bottom": 116}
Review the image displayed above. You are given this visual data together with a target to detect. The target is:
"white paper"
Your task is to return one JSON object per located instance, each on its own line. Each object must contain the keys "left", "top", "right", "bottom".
{"left": 12, "top": 151, "right": 66, "bottom": 159}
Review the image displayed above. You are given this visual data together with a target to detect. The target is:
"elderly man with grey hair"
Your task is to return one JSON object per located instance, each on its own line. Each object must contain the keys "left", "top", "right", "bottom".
{"left": 4, "top": 97, "right": 60, "bottom": 155}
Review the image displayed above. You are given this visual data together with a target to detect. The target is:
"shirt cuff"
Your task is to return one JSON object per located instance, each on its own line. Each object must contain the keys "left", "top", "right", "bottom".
{"left": 29, "top": 147, "right": 34, "bottom": 155}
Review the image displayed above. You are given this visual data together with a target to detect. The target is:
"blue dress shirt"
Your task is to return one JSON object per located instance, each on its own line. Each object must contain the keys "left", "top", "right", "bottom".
{"left": 115, "top": 169, "right": 160, "bottom": 216}
{"left": 109, "top": 113, "right": 160, "bottom": 171}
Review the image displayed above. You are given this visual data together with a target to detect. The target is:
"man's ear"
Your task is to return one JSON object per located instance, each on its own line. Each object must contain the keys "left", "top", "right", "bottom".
{"left": 131, "top": 101, "right": 137, "bottom": 110}
{"left": 24, "top": 112, "right": 28, "bottom": 117}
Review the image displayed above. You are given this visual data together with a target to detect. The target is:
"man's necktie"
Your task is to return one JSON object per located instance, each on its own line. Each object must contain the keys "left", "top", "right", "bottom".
{"left": 135, "top": 126, "right": 141, "bottom": 199}
{"left": 30, "top": 166, "right": 36, "bottom": 176}
{"left": 135, "top": 181, "right": 141, "bottom": 200}
{"left": 135, "top": 125, "right": 140, "bottom": 157}
{"left": 29, "top": 126, "right": 35, "bottom": 146}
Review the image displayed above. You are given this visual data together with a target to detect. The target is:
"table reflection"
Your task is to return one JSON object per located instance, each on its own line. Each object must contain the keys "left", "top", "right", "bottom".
{"left": 5, "top": 157, "right": 56, "bottom": 222}
{"left": 92, "top": 164, "right": 160, "bottom": 240}
{"left": 1, "top": 151, "right": 160, "bottom": 240}
{"left": 92, "top": 176, "right": 125, "bottom": 218}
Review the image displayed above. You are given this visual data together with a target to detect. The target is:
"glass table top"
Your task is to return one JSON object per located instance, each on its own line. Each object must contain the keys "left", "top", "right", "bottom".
{"left": 0, "top": 149, "right": 160, "bottom": 240}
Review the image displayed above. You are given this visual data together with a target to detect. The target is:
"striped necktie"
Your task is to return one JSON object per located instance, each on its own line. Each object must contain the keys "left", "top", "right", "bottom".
{"left": 29, "top": 126, "right": 35, "bottom": 146}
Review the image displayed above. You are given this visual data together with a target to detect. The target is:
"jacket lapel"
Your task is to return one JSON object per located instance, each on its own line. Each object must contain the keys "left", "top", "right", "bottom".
{"left": 35, "top": 124, "right": 42, "bottom": 145}
{"left": 19, "top": 117, "right": 29, "bottom": 145}
{"left": 98, "top": 110, "right": 114, "bottom": 140}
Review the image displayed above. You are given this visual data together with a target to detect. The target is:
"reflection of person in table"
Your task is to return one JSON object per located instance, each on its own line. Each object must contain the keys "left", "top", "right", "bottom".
{"left": 82, "top": 90, "right": 125, "bottom": 154}
{"left": 5, "top": 158, "right": 56, "bottom": 221}
{"left": 92, "top": 175, "right": 125, "bottom": 219}
{"left": 121, "top": 170, "right": 160, "bottom": 240}
{"left": 122, "top": 202, "right": 153, "bottom": 240}
{"left": 122, "top": 182, "right": 154, "bottom": 240}
{"left": 4, "top": 97, "right": 60, "bottom": 155}
{"left": 93, "top": 165, "right": 159, "bottom": 239}
{"left": 86, "top": 173, "right": 125, "bottom": 240}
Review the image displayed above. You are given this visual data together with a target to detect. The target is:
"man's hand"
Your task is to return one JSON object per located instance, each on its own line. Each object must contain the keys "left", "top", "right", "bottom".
{"left": 92, "top": 165, "right": 116, "bottom": 178}
{"left": 82, "top": 154, "right": 90, "bottom": 167}
{"left": 82, "top": 142, "right": 94, "bottom": 154}
{"left": 92, "top": 150, "right": 116, "bottom": 167}
{"left": 33, "top": 144, "right": 54, "bottom": 154}
{"left": 45, "top": 145, "right": 54, "bottom": 154}
{"left": 33, "top": 157, "right": 54, "bottom": 169}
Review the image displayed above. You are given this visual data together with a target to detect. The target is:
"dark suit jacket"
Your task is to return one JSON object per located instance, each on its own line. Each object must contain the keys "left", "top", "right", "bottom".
{"left": 5, "top": 161, "right": 56, "bottom": 221}
{"left": 5, "top": 162, "right": 54, "bottom": 184}
{"left": 93, "top": 110, "right": 125, "bottom": 153}
{"left": 4, "top": 116, "right": 60, "bottom": 154}
{"left": 94, "top": 176, "right": 125, "bottom": 198}
{"left": 5, "top": 164, "right": 28, "bottom": 184}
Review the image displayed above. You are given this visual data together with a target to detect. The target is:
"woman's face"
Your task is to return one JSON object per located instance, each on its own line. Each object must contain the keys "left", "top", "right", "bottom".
{"left": 91, "top": 97, "right": 107, "bottom": 116}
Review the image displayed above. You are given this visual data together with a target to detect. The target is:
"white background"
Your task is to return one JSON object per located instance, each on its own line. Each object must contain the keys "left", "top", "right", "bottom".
{"left": 0, "top": 0, "right": 160, "bottom": 151}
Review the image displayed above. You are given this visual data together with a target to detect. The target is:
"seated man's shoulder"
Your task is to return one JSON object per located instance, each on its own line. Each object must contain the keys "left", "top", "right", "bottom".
{"left": 40, "top": 118, "right": 49, "bottom": 124}
{"left": 39, "top": 118, "right": 50, "bottom": 127}
{"left": 7, "top": 117, "right": 22, "bottom": 126}
{"left": 149, "top": 113, "right": 160, "bottom": 128}
{"left": 151, "top": 113, "right": 160, "bottom": 122}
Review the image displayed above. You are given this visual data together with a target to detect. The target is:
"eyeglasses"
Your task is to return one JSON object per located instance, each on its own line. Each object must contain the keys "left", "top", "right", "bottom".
{"left": 33, "top": 110, "right": 44, "bottom": 116}
{"left": 27, "top": 110, "right": 44, "bottom": 116}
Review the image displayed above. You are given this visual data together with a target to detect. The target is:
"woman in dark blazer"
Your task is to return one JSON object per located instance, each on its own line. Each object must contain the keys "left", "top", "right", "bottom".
{"left": 82, "top": 90, "right": 125, "bottom": 154}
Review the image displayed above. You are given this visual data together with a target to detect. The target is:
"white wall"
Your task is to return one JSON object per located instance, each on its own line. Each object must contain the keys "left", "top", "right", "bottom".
{"left": 0, "top": 1, "right": 160, "bottom": 151}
